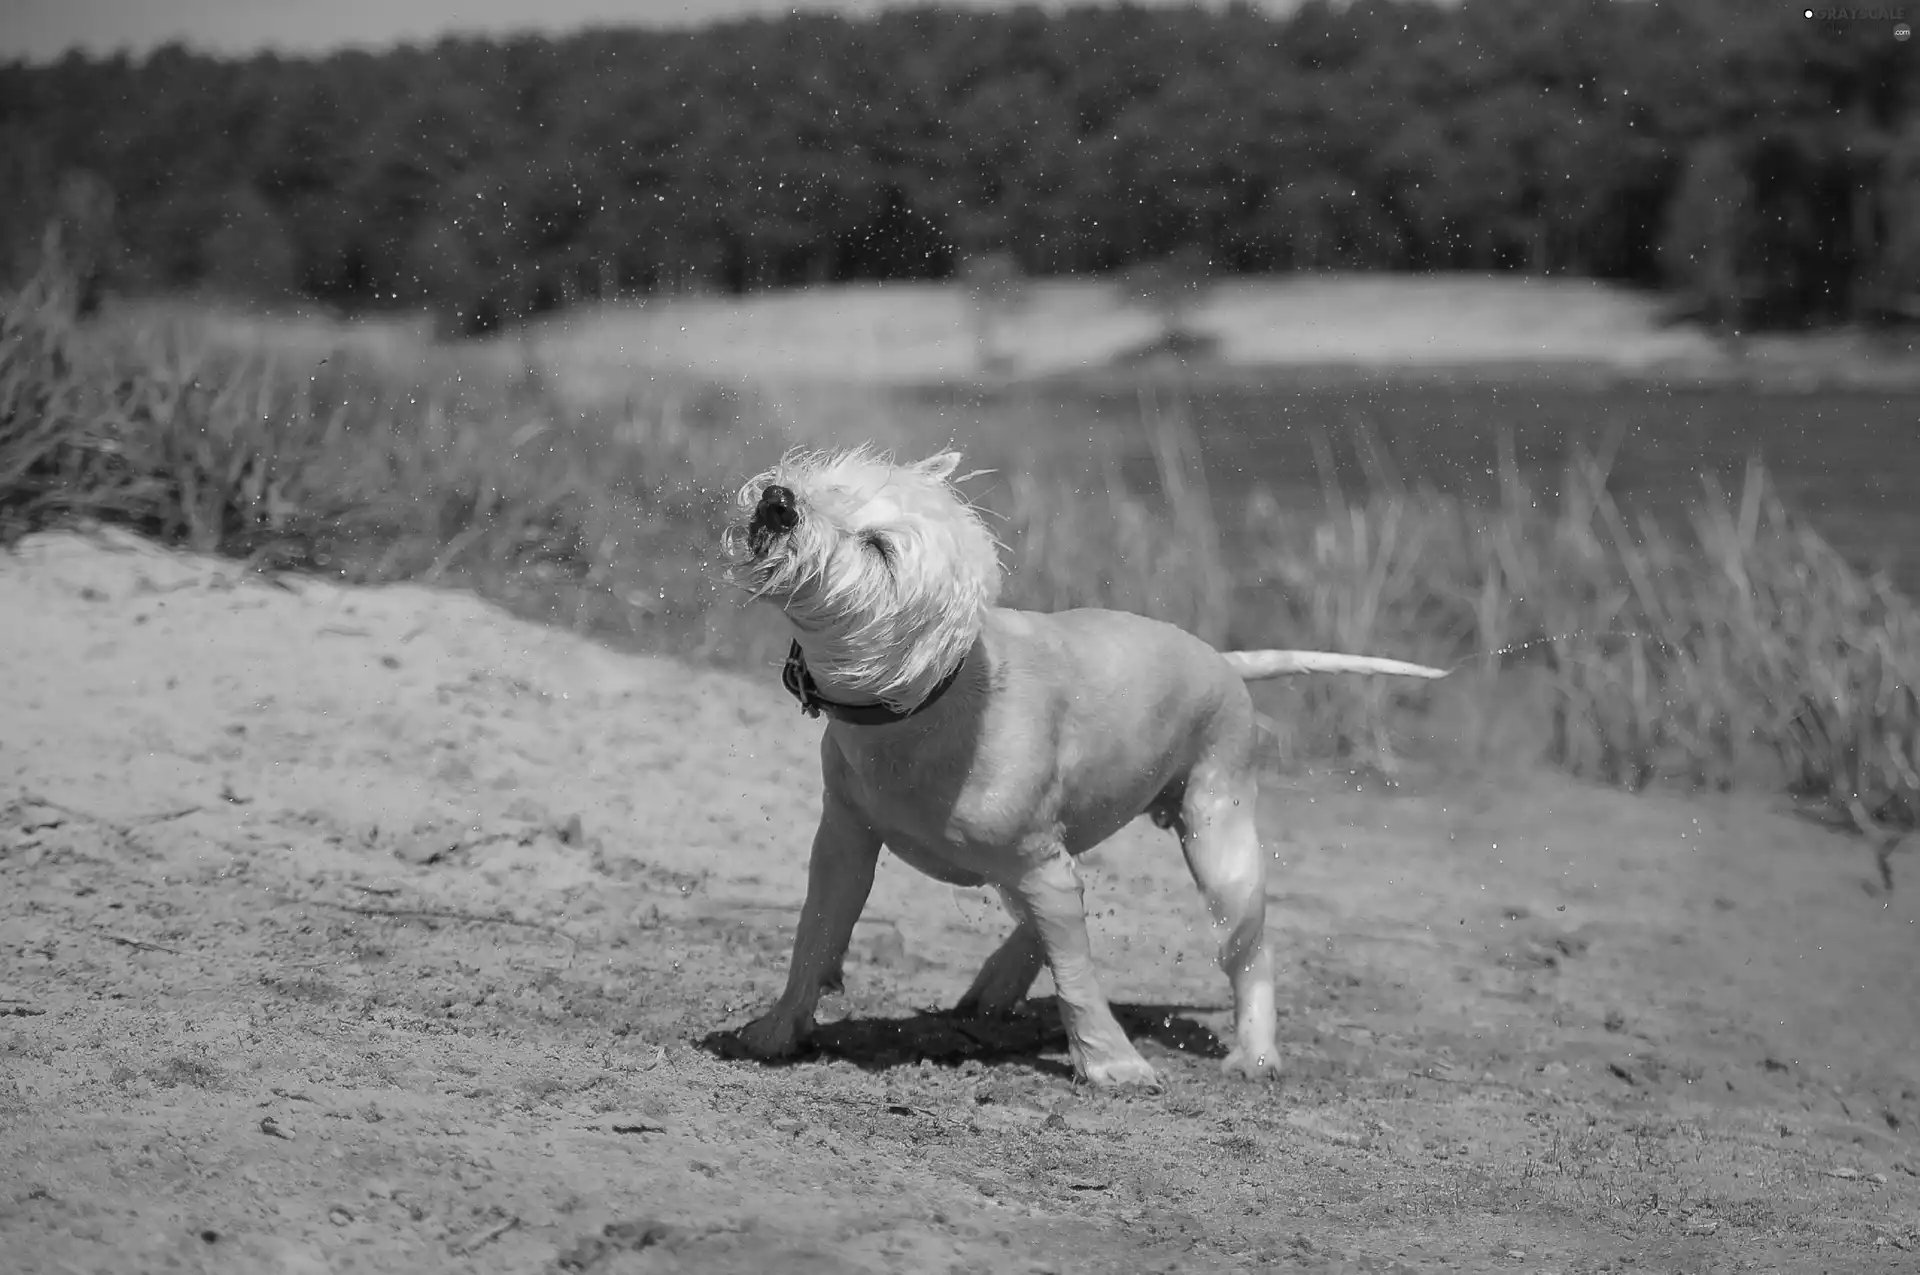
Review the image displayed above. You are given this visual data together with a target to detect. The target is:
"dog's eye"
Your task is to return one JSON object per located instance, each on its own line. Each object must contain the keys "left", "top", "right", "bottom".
{"left": 861, "top": 531, "right": 894, "bottom": 567}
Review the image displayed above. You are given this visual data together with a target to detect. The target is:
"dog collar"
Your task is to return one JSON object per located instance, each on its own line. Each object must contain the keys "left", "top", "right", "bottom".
{"left": 781, "top": 641, "right": 965, "bottom": 725}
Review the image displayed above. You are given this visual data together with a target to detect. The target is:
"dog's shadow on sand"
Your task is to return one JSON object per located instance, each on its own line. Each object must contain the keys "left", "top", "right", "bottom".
{"left": 697, "top": 998, "right": 1227, "bottom": 1078}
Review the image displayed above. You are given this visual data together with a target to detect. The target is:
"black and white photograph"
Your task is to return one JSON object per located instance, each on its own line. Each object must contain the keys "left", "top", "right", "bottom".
{"left": 1, "top": 0, "right": 1917, "bottom": 1270}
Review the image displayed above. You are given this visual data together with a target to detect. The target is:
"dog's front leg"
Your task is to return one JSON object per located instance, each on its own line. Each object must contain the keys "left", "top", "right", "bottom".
{"left": 734, "top": 789, "right": 881, "bottom": 1061}
{"left": 1007, "top": 851, "right": 1160, "bottom": 1090}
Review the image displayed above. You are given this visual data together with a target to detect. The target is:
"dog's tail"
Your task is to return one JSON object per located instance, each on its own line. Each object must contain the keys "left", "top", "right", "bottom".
{"left": 1223, "top": 650, "right": 1449, "bottom": 681}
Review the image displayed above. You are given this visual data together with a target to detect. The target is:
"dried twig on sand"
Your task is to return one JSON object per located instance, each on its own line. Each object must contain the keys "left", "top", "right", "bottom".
{"left": 451, "top": 1215, "right": 520, "bottom": 1256}
{"left": 93, "top": 929, "right": 183, "bottom": 955}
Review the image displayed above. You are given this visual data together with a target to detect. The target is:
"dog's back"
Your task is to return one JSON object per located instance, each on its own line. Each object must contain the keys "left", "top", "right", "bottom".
{"left": 999, "top": 605, "right": 1245, "bottom": 704}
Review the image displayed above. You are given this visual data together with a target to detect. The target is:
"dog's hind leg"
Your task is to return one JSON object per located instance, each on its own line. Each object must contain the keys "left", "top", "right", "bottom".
{"left": 732, "top": 784, "right": 883, "bottom": 1061}
{"left": 954, "top": 914, "right": 1045, "bottom": 1018}
{"left": 1172, "top": 771, "right": 1283, "bottom": 1082}
{"left": 1005, "top": 851, "right": 1160, "bottom": 1090}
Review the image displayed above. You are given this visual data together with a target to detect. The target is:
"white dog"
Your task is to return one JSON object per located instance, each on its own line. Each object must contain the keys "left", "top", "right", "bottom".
{"left": 723, "top": 447, "right": 1444, "bottom": 1088}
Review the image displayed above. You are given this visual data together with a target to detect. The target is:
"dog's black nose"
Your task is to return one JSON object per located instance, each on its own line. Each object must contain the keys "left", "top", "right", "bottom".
{"left": 745, "top": 484, "right": 799, "bottom": 556}
{"left": 755, "top": 484, "right": 799, "bottom": 533}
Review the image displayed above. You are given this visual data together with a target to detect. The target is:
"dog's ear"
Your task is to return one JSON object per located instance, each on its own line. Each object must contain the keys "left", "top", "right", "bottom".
{"left": 915, "top": 451, "right": 963, "bottom": 483}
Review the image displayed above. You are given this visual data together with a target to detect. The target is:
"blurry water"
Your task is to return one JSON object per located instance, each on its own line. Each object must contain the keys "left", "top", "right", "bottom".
{"left": 937, "top": 378, "right": 1920, "bottom": 599}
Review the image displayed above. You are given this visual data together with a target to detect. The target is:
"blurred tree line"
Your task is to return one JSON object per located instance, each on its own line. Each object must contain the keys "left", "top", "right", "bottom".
{"left": 1, "top": 0, "right": 1914, "bottom": 334}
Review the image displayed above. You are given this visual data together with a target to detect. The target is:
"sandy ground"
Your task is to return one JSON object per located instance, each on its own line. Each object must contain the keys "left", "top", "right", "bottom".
{"left": 526, "top": 276, "right": 1727, "bottom": 389}
{"left": 146, "top": 275, "right": 1734, "bottom": 392}
{"left": 3, "top": 527, "right": 1919, "bottom": 1274}
{"left": 132, "top": 276, "right": 1920, "bottom": 420}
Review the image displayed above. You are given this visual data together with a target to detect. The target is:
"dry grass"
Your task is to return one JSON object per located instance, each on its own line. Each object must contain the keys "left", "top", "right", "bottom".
{"left": 5, "top": 263, "right": 1917, "bottom": 842}
{"left": 1, "top": 264, "right": 758, "bottom": 661}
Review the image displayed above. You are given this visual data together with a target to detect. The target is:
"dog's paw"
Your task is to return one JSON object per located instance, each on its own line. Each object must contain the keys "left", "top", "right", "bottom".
{"left": 1079, "top": 1053, "right": 1162, "bottom": 1091}
{"left": 1220, "top": 1046, "right": 1282, "bottom": 1082}
{"left": 729, "top": 1012, "right": 809, "bottom": 1062}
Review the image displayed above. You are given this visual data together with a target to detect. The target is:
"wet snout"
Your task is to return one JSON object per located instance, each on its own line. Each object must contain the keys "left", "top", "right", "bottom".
{"left": 746, "top": 484, "right": 800, "bottom": 556}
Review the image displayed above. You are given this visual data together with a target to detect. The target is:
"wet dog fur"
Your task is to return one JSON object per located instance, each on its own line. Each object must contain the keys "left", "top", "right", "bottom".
{"left": 722, "top": 447, "right": 1443, "bottom": 1088}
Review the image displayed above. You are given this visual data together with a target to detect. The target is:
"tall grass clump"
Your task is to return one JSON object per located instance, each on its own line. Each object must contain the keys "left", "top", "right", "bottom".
{"left": 0, "top": 260, "right": 767, "bottom": 658}
{"left": 1248, "top": 423, "right": 1920, "bottom": 835}
{"left": 1369, "top": 435, "right": 1920, "bottom": 835}
{"left": 1537, "top": 453, "right": 1920, "bottom": 830}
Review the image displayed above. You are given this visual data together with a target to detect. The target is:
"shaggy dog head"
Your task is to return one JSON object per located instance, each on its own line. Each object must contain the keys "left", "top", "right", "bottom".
{"left": 726, "top": 446, "right": 1003, "bottom": 711}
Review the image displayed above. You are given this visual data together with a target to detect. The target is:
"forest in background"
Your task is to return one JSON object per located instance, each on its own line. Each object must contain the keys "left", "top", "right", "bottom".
{"left": 2, "top": 0, "right": 1916, "bottom": 336}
